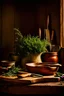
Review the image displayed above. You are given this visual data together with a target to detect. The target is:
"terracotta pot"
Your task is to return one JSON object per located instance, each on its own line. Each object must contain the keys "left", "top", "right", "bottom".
{"left": 41, "top": 52, "right": 58, "bottom": 63}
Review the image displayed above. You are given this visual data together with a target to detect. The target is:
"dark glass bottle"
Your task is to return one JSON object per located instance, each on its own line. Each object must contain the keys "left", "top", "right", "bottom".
{"left": 58, "top": 47, "right": 64, "bottom": 73}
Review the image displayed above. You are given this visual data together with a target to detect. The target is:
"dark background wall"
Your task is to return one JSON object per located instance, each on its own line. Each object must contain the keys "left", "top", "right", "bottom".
{"left": 0, "top": 0, "right": 60, "bottom": 59}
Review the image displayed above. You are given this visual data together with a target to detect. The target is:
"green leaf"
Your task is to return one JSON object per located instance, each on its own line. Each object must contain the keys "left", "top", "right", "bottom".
{"left": 13, "top": 28, "right": 51, "bottom": 57}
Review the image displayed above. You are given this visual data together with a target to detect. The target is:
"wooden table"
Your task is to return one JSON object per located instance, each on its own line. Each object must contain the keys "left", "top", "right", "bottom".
{"left": 0, "top": 79, "right": 64, "bottom": 95}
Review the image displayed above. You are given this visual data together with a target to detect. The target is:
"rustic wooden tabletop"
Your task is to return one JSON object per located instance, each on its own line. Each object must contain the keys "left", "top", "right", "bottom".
{"left": 0, "top": 78, "right": 64, "bottom": 95}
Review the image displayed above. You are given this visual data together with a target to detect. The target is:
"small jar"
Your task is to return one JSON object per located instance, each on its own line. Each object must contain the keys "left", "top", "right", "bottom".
{"left": 41, "top": 52, "right": 58, "bottom": 63}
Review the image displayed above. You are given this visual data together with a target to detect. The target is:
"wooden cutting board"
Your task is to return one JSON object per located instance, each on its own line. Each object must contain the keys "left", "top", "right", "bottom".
{"left": 0, "top": 75, "right": 60, "bottom": 85}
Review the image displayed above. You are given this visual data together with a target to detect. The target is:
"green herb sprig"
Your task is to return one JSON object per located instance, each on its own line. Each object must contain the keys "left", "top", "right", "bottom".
{"left": 2, "top": 66, "right": 21, "bottom": 76}
{"left": 13, "top": 28, "right": 51, "bottom": 57}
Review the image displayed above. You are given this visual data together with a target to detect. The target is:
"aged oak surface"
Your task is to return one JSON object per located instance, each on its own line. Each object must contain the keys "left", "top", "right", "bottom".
{"left": 0, "top": 76, "right": 64, "bottom": 94}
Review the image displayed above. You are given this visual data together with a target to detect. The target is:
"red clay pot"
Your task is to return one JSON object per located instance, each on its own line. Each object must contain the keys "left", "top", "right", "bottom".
{"left": 41, "top": 52, "right": 58, "bottom": 63}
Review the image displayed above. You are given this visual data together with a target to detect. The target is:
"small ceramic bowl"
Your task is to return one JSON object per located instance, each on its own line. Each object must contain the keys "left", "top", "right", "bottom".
{"left": 26, "top": 62, "right": 62, "bottom": 75}
{"left": 0, "top": 60, "right": 15, "bottom": 67}
{"left": 0, "top": 60, "right": 15, "bottom": 74}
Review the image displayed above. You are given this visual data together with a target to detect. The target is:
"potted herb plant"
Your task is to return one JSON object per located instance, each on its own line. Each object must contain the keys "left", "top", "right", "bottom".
{"left": 13, "top": 28, "right": 51, "bottom": 68}
{"left": 8, "top": 28, "right": 22, "bottom": 63}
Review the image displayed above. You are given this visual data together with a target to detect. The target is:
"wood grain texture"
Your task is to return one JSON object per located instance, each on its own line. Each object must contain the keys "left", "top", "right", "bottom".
{"left": 0, "top": 75, "right": 60, "bottom": 85}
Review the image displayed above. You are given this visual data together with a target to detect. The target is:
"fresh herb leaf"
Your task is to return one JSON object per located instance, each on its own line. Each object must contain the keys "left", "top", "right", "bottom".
{"left": 2, "top": 66, "right": 21, "bottom": 76}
